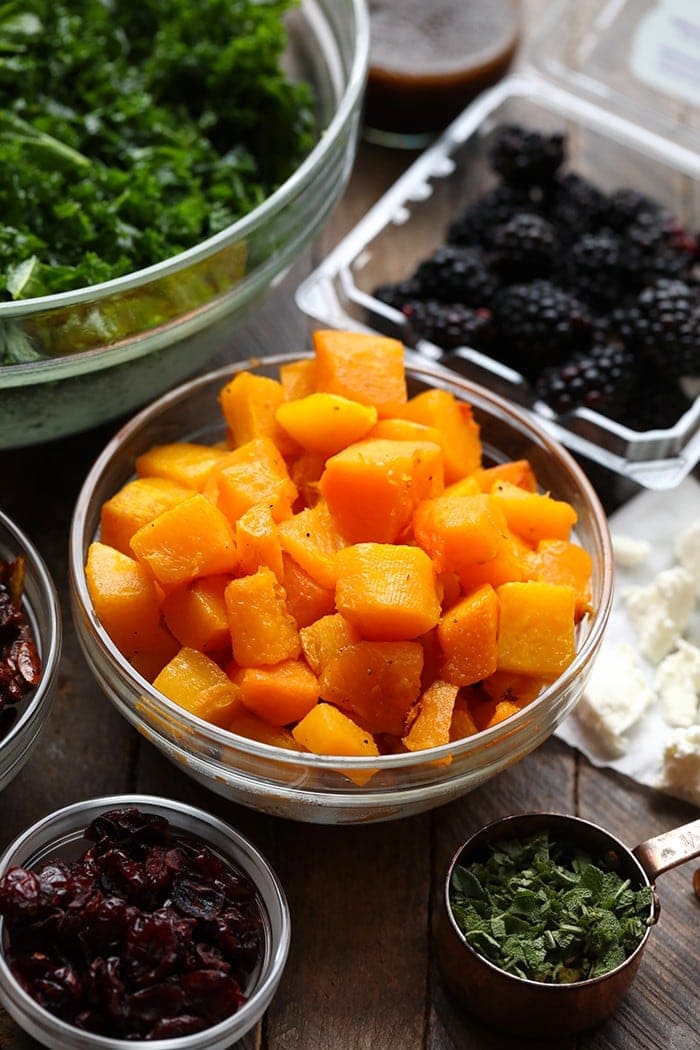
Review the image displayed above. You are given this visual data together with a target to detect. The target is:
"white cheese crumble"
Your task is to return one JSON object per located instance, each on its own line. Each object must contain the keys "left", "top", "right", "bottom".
{"left": 577, "top": 640, "right": 655, "bottom": 757}
{"left": 675, "top": 517, "right": 700, "bottom": 598}
{"left": 624, "top": 566, "right": 695, "bottom": 664}
{"left": 611, "top": 532, "right": 651, "bottom": 569}
{"left": 655, "top": 639, "right": 700, "bottom": 728}
{"left": 660, "top": 725, "right": 700, "bottom": 806}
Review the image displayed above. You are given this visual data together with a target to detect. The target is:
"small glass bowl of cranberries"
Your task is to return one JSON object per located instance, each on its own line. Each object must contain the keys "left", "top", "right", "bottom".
{"left": 0, "top": 509, "right": 61, "bottom": 793}
{"left": 0, "top": 794, "right": 290, "bottom": 1049}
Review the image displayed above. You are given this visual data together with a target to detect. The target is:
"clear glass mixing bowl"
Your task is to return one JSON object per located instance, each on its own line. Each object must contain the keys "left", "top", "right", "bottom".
{"left": 0, "top": 0, "right": 370, "bottom": 449}
{"left": 69, "top": 354, "right": 614, "bottom": 824}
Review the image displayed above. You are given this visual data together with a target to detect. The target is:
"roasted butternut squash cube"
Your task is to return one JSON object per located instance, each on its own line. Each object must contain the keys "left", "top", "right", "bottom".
{"left": 231, "top": 659, "right": 320, "bottom": 726}
{"left": 135, "top": 442, "right": 228, "bottom": 490}
{"left": 219, "top": 370, "right": 297, "bottom": 456}
{"left": 227, "top": 707, "right": 298, "bottom": 750}
{"left": 319, "top": 640, "right": 423, "bottom": 735}
{"left": 277, "top": 501, "right": 346, "bottom": 590}
{"left": 367, "top": 417, "right": 443, "bottom": 446}
{"left": 288, "top": 450, "right": 325, "bottom": 509}
{"left": 203, "top": 437, "right": 297, "bottom": 525}
{"left": 320, "top": 438, "right": 443, "bottom": 544}
{"left": 313, "top": 329, "right": 407, "bottom": 417}
{"left": 456, "top": 531, "right": 531, "bottom": 591}
{"left": 437, "top": 583, "right": 499, "bottom": 686}
{"left": 403, "top": 679, "right": 459, "bottom": 751}
{"left": 279, "top": 358, "right": 316, "bottom": 401}
{"left": 100, "top": 477, "right": 193, "bottom": 555}
{"left": 474, "top": 459, "right": 538, "bottom": 493}
{"left": 496, "top": 581, "right": 577, "bottom": 677}
{"left": 276, "top": 392, "right": 377, "bottom": 456}
{"left": 85, "top": 542, "right": 178, "bottom": 680}
{"left": 293, "top": 702, "right": 379, "bottom": 775}
{"left": 528, "top": 538, "right": 593, "bottom": 620}
{"left": 224, "top": 566, "right": 301, "bottom": 667}
{"left": 300, "top": 613, "right": 360, "bottom": 676}
{"left": 449, "top": 694, "right": 480, "bottom": 741}
{"left": 413, "top": 494, "right": 508, "bottom": 575}
{"left": 282, "top": 554, "right": 335, "bottom": 629}
{"left": 335, "top": 542, "right": 441, "bottom": 640}
{"left": 153, "top": 647, "right": 240, "bottom": 726}
{"left": 235, "top": 502, "right": 284, "bottom": 581}
{"left": 469, "top": 695, "right": 521, "bottom": 731}
{"left": 161, "top": 575, "right": 231, "bottom": 653}
{"left": 491, "top": 481, "right": 577, "bottom": 545}
{"left": 481, "top": 669, "right": 549, "bottom": 707}
{"left": 399, "top": 389, "right": 481, "bottom": 482}
{"left": 130, "top": 493, "right": 238, "bottom": 587}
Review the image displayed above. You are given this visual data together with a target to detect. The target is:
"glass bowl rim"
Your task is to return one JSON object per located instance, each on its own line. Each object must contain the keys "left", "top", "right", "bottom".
{"left": 0, "top": 792, "right": 291, "bottom": 1049}
{"left": 69, "top": 352, "right": 614, "bottom": 774}
{"left": 0, "top": 507, "right": 62, "bottom": 756}
{"left": 0, "top": 0, "right": 371, "bottom": 374}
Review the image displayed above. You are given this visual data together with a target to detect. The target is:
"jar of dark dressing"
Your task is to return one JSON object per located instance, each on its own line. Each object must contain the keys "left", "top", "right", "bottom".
{"left": 364, "top": 0, "right": 521, "bottom": 147}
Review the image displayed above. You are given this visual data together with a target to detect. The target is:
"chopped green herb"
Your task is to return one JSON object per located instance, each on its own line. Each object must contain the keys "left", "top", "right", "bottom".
{"left": 0, "top": 0, "right": 314, "bottom": 308}
{"left": 449, "top": 831, "right": 652, "bottom": 983}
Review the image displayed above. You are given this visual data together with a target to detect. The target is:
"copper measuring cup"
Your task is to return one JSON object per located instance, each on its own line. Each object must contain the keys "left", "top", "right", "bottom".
{"left": 437, "top": 811, "right": 700, "bottom": 1038}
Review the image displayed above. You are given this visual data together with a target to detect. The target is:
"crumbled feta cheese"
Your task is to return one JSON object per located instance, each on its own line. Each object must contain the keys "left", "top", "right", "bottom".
{"left": 624, "top": 566, "right": 695, "bottom": 664}
{"left": 611, "top": 532, "right": 651, "bottom": 569}
{"left": 675, "top": 517, "right": 700, "bottom": 598}
{"left": 660, "top": 725, "right": 700, "bottom": 806}
{"left": 576, "top": 640, "right": 655, "bottom": 757}
{"left": 655, "top": 639, "right": 700, "bottom": 727}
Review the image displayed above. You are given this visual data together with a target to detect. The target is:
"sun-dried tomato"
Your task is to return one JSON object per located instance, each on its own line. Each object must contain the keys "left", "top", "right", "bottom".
{"left": 0, "top": 807, "right": 263, "bottom": 1039}
{"left": 0, "top": 556, "right": 42, "bottom": 732}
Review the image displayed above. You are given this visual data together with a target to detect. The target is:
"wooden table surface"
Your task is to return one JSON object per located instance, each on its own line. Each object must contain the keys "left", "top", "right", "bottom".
{"left": 1, "top": 3, "right": 699, "bottom": 1047}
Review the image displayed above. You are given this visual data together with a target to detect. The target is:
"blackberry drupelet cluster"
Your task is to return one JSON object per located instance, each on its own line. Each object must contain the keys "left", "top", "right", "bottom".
{"left": 372, "top": 122, "right": 699, "bottom": 430}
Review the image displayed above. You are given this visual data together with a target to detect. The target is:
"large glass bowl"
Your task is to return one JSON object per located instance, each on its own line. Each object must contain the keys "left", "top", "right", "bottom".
{"left": 0, "top": 794, "right": 290, "bottom": 1050}
{"left": 0, "top": 509, "right": 62, "bottom": 793}
{"left": 69, "top": 354, "right": 614, "bottom": 825}
{"left": 0, "top": 0, "right": 369, "bottom": 450}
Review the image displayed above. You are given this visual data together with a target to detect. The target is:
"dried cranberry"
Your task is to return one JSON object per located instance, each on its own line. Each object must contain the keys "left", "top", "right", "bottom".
{"left": 0, "top": 868, "right": 41, "bottom": 921}
{"left": 85, "top": 808, "right": 168, "bottom": 850}
{"left": 172, "top": 873, "right": 225, "bottom": 920}
{"left": 123, "top": 912, "right": 181, "bottom": 986}
{"left": 148, "top": 1014, "right": 208, "bottom": 1039}
{"left": 179, "top": 969, "right": 246, "bottom": 1023}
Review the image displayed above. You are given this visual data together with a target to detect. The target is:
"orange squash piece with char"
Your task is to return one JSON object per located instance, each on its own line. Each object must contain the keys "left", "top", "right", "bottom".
{"left": 161, "top": 575, "right": 231, "bottom": 653}
{"left": 320, "top": 437, "right": 443, "bottom": 544}
{"left": 313, "top": 329, "right": 407, "bottom": 417}
{"left": 319, "top": 640, "right": 423, "bottom": 736}
{"left": 85, "top": 542, "right": 178, "bottom": 681}
{"left": 231, "top": 659, "right": 320, "bottom": 726}
{"left": 398, "top": 389, "right": 481, "bottom": 483}
{"left": 281, "top": 553, "right": 336, "bottom": 629}
{"left": 288, "top": 450, "right": 325, "bottom": 510}
{"left": 300, "top": 613, "right": 360, "bottom": 676}
{"left": 293, "top": 703, "right": 380, "bottom": 784}
{"left": 456, "top": 530, "right": 531, "bottom": 591}
{"left": 224, "top": 566, "right": 301, "bottom": 667}
{"left": 277, "top": 500, "right": 346, "bottom": 590}
{"left": 491, "top": 480, "right": 577, "bottom": 545}
{"left": 276, "top": 392, "right": 377, "bottom": 456}
{"left": 403, "top": 679, "right": 459, "bottom": 752}
{"left": 335, "top": 542, "right": 441, "bottom": 641}
{"left": 135, "top": 442, "right": 228, "bottom": 491}
{"left": 449, "top": 693, "right": 480, "bottom": 741}
{"left": 481, "top": 669, "right": 550, "bottom": 707}
{"left": 219, "top": 370, "right": 297, "bottom": 456}
{"left": 153, "top": 647, "right": 240, "bottom": 727}
{"left": 468, "top": 695, "right": 521, "bottom": 732}
{"left": 496, "top": 581, "right": 577, "bottom": 677}
{"left": 474, "top": 459, "right": 538, "bottom": 493}
{"left": 203, "top": 437, "right": 297, "bottom": 525}
{"left": 129, "top": 493, "right": 238, "bottom": 588}
{"left": 413, "top": 493, "right": 508, "bottom": 575}
{"left": 437, "top": 583, "right": 499, "bottom": 686}
{"left": 100, "top": 477, "right": 193, "bottom": 555}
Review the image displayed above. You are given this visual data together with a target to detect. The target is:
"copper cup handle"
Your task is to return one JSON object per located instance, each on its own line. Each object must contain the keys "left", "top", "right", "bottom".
{"left": 632, "top": 818, "right": 700, "bottom": 883}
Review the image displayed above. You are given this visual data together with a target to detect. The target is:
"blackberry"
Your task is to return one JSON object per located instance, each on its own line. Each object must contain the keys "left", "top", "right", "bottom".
{"left": 489, "top": 124, "right": 566, "bottom": 188}
{"left": 492, "top": 279, "right": 593, "bottom": 377}
{"left": 535, "top": 341, "right": 635, "bottom": 420}
{"left": 412, "top": 245, "right": 499, "bottom": 306}
{"left": 605, "top": 188, "right": 664, "bottom": 232}
{"left": 613, "top": 278, "right": 700, "bottom": 378}
{"left": 447, "top": 184, "right": 540, "bottom": 248}
{"left": 547, "top": 173, "right": 609, "bottom": 243}
{"left": 373, "top": 278, "right": 423, "bottom": 309}
{"left": 566, "top": 231, "right": 626, "bottom": 309}
{"left": 620, "top": 212, "right": 697, "bottom": 287}
{"left": 491, "top": 212, "right": 559, "bottom": 280}
{"left": 401, "top": 300, "right": 495, "bottom": 352}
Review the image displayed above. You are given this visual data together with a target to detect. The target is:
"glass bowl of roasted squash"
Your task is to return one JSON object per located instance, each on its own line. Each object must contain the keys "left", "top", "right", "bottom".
{"left": 69, "top": 330, "right": 614, "bottom": 823}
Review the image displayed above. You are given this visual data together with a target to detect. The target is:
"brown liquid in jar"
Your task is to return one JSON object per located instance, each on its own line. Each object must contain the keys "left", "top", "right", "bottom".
{"left": 365, "top": 0, "right": 521, "bottom": 142}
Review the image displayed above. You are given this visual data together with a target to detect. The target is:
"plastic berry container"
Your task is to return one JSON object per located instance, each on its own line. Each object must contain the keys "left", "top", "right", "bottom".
{"left": 296, "top": 0, "right": 700, "bottom": 492}
{"left": 0, "top": 508, "right": 61, "bottom": 793}
{"left": 0, "top": 794, "right": 290, "bottom": 1050}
